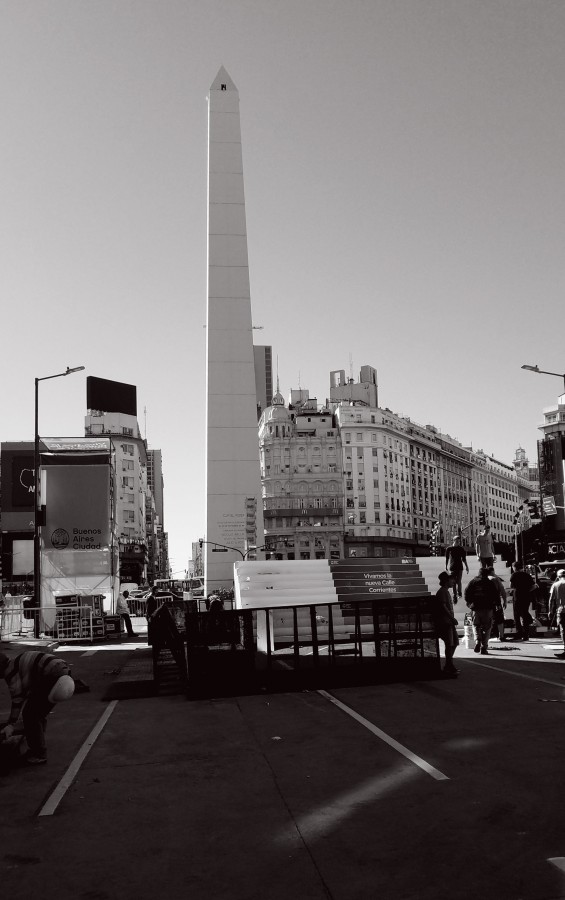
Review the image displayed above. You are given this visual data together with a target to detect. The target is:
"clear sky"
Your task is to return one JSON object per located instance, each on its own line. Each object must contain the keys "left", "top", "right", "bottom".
{"left": 1, "top": 1, "right": 564, "bottom": 576}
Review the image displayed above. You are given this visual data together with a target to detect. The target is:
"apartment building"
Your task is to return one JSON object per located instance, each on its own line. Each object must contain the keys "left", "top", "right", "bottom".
{"left": 259, "top": 388, "right": 344, "bottom": 560}
{"left": 255, "top": 364, "right": 541, "bottom": 561}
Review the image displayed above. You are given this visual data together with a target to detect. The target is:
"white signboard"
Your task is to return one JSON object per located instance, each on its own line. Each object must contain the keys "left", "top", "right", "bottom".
{"left": 543, "top": 495, "right": 557, "bottom": 516}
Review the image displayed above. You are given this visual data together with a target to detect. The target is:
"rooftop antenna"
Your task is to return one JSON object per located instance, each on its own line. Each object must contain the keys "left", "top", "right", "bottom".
{"left": 349, "top": 353, "right": 354, "bottom": 382}
{"left": 144, "top": 406, "right": 147, "bottom": 440}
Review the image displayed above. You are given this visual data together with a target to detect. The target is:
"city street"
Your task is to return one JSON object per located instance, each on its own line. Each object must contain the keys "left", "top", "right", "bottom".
{"left": 2, "top": 631, "right": 565, "bottom": 899}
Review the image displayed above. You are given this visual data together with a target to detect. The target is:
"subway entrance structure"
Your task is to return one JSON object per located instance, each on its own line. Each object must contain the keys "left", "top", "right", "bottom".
{"left": 185, "top": 558, "right": 442, "bottom": 696}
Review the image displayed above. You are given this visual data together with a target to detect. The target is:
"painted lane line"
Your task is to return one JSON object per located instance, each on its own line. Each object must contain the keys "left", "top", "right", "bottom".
{"left": 38, "top": 700, "right": 118, "bottom": 817}
{"left": 465, "top": 660, "right": 565, "bottom": 689}
{"left": 548, "top": 858, "right": 565, "bottom": 872}
{"left": 318, "top": 690, "right": 449, "bottom": 781}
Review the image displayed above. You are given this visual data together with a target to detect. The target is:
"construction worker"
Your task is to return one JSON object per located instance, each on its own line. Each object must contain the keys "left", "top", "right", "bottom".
{"left": 0, "top": 650, "right": 75, "bottom": 765}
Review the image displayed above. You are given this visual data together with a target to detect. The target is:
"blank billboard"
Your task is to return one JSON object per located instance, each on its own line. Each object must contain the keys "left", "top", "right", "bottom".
{"left": 86, "top": 376, "right": 137, "bottom": 416}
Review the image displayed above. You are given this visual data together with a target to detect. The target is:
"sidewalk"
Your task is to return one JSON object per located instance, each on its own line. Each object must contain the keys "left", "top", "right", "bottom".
{"left": 456, "top": 632, "right": 565, "bottom": 662}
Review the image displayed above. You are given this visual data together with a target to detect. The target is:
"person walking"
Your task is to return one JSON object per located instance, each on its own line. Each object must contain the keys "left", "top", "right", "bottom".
{"left": 116, "top": 589, "right": 137, "bottom": 638}
{"left": 0, "top": 650, "right": 75, "bottom": 765}
{"left": 510, "top": 562, "right": 535, "bottom": 641}
{"left": 464, "top": 567, "right": 499, "bottom": 654}
{"left": 431, "top": 572, "right": 460, "bottom": 677}
{"left": 445, "top": 536, "right": 469, "bottom": 601}
{"left": 548, "top": 569, "right": 565, "bottom": 659}
{"left": 475, "top": 525, "right": 495, "bottom": 569}
{"left": 486, "top": 566, "right": 508, "bottom": 641}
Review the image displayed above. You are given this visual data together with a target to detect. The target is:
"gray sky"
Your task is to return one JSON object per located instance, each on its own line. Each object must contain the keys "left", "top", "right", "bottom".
{"left": 2, "top": 1, "right": 564, "bottom": 575}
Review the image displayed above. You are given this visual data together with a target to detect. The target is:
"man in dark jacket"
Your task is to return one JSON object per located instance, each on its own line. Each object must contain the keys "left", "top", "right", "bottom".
{"left": 464, "top": 568, "right": 500, "bottom": 655}
{"left": 510, "top": 562, "right": 535, "bottom": 641}
{"left": 445, "top": 536, "right": 470, "bottom": 601}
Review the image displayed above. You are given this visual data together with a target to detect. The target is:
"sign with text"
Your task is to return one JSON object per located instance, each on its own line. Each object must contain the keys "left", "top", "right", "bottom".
{"left": 543, "top": 495, "right": 557, "bottom": 515}
{"left": 44, "top": 465, "right": 111, "bottom": 550}
{"left": 330, "top": 557, "right": 430, "bottom": 605}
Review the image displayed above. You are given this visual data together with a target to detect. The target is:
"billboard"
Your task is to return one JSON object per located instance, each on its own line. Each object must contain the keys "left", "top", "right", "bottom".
{"left": 43, "top": 465, "right": 112, "bottom": 550}
{"left": 538, "top": 435, "right": 565, "bottom": 533}
{"left": 87, "top": 376, "right": 137, "bottom": 416}
{"left": 12, "top": 539, "right": 34, "bottom": 576}
{"left": 0, "top": 444, "right": 36, "bottom": 531}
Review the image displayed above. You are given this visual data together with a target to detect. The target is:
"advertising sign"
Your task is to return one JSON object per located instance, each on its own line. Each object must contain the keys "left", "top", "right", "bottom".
{"left": 0, "top": 445, "right": 36, "bottom": 531}
{"left": 10, "top": 453, "right": 35, "bottom": 508}
{"left": 330, "top": 557, "right": 430, "bottom": 606}
{"left": 12, "top": 538, "right": 34, "bottom": 577}
{"left": 543, "top": 495, "right": 557, "bottom": 516}
{"left": 43, "top": 466, "right": 111, "bottom": 550}
{"left": 538, "top": 436, "right": 565, "bottom": 532}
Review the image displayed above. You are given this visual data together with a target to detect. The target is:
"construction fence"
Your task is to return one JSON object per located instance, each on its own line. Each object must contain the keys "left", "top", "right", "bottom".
{"left": 1, "top": 599, "right": 97, "bottom": 643}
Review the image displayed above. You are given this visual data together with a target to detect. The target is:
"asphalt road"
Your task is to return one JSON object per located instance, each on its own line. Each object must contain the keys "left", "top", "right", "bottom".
{"left": 2, "top": 638, "right": 565, "bottom": 900}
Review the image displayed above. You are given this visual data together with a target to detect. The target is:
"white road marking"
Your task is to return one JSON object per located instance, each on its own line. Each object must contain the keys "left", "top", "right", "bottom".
{"left": 318, "top": 689, "right": 449, "bottom": 781}
{"left": 465, "top": 660, "right": 565, "bottom": 688}
{"left": 548, "top": 858, "right": 565, "bottom": 872}
{"left": 38, "top": 700, "right": 118, "bottom": 817}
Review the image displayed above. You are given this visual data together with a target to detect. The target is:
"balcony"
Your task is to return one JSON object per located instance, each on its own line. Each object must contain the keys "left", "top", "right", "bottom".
{"left": 264, "top": 505, "right": 343, "bottom": 519}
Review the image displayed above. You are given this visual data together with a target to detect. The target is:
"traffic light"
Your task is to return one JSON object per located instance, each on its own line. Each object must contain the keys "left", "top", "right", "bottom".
{"left": 479, "top": 511, "right": 486, "bottom": 526}
{"left": 527, "top": 500, "right": 540, "bottom": 519}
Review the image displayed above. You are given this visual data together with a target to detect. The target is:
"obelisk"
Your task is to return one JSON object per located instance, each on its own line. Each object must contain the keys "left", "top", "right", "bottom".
{"left": 205, "top": 66, "right": 264, "bottom": 592}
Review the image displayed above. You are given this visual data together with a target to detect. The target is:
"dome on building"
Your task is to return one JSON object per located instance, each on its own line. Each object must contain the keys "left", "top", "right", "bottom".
{"left": 263, "top": 397, "right": 291, "bottom": 423}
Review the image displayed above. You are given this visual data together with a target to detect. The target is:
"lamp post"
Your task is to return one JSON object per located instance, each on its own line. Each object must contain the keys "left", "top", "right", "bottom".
{"left": 34, "top": 366, "right": 85, "bottom": 636}
{"left": 521, "top": 364, "right": 565, "bottom": 393}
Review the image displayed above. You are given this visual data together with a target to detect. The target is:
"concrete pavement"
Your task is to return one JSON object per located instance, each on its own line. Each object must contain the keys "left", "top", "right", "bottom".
{"left": 2, "top": 620, "right": 565, "bottom": 898}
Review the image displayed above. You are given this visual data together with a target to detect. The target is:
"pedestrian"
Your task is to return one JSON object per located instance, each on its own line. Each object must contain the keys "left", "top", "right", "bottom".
{"left": 116, "top": 589, "right": 137, "bottom": 638}
{"left": 486, "top": 566, "right": 507, "bottom": 641}
{"left": 208, "top": 594, "right": 224, "bottom": 615}
{"left": 0, "top": 650, "right": 75, "bottom": 765}
{"left": 509, "top": 562, "right": 535, "bottom": 641}
{"left": 146, "top": 587, "right": 187, "bottom": 681}
{"left": 548, "top": 569, "right": 565, "bottom": 659}
{"left": 475, "top": 524, "right": 495, "bottom": 569}
{"left": 464, "top": 567, "right": 499, "bottom": 654}
{"left": 431, "top": 572, "right": 460, "bottom": 677}
{"left": 445, "top": 535, "right": 470, "bottom": 601}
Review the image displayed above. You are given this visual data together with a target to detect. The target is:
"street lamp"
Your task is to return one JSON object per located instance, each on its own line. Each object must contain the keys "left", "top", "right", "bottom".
{"left": 521, "top": 364, "right": 565, "bottom": 393}
{"left": 34, "top": 366, "right": 85, "bottom": 636}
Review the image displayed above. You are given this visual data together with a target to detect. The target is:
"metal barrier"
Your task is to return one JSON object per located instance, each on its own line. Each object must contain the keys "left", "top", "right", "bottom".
{"left": 128, "top": 597, "right": 148, "bottom": 617}
{"left": 185, "top": 596, "right": 441, "bottom": 696}
{"left": 0, "top": 601, "right": 32, "bottom": 640}
{"left": 0, "top": 603, "right": 94, "bottom": 643}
